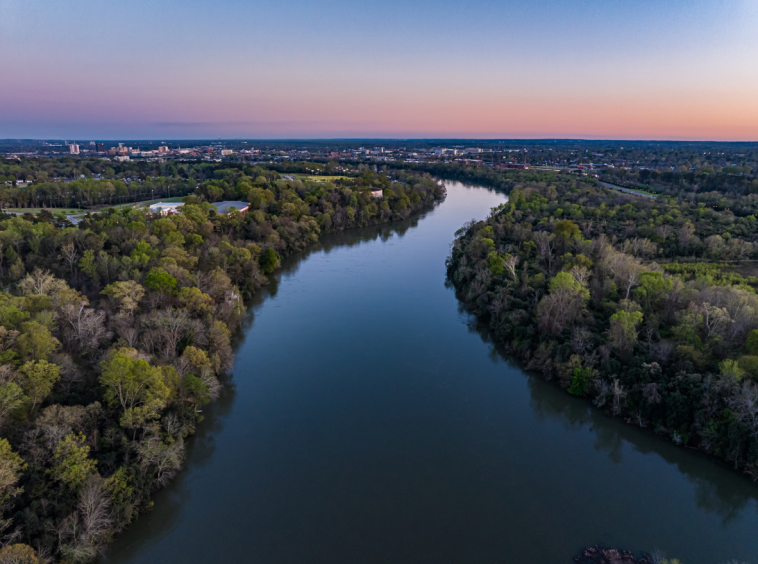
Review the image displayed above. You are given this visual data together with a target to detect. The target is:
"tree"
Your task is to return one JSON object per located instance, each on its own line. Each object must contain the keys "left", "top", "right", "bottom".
{"left": 101, "top": 281, "right": 145, "bottom": 317}
{"left": 17, "top": 268, "right": 68, "bottom": 298}
{"left": 548, "top": 272, "right": 589, "bottom": 300}
{"left": 15, "top": 321, "right": 58, "bottom": 362}
{"left": 0, "top": 544, "right": 39, "bottom": 564}
{"left": 50, "top": 433, "right": 97, "bottom": 490}
{"left": 17, "top": 360, "right": 60, "bottom": 413}
{"left": 60, "top": 302, "right": 110, "bottom": 351}
{"left": 608, "top": 310, "right": 644, "bottom": 360}
{"left": 553, "top": 219, "right": 580, "bottom": 249}
{"left": 634, "top": 271, "right": 673, "bottom": 310}
{"left": 259, "top": 248, "right": 277, "bottom": 274}
{"left": 0, "top": 439, "right": 26, "bottom": 504}
{"left": 537, "top": 275, "right": 588, "bottom": 335}
{"left": 144, "top": 268, "right": 177, "bottom": 294}
{"left": 488, "top": 251, "right": 505, "bottom": 275}
{"left": 720, "top": 359, "right": 745, "bottom": 380}
{"left": 568, "top": 367, "right": 590, "bottom": 396}
{"left": 533, "top": 231, "right": 556, "bottom": 270}
{"left": 99, "top": 348, "right": 171, "bottom": 428}
{"left": 0, "top": 383, "right": 26, "bottom": 426}
{"left": 176, "top": 287, "right": 213, "bottom": 316}
{"left": 747, "top": 329, "right": 758, "bottom": 355}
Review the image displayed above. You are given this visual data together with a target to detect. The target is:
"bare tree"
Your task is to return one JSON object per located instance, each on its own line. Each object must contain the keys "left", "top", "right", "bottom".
{"left": 533, "top": 232, "right": 556, "bottom": 271}
{"left": 503, "top": 254, "right": 519, "bottom": 280}
{"left": 611, "top": 379, "right": 627, "bottom": 415}
{"left": 642, "top": 382, "right": 662, "bottom": 404}
{"left": 571, "top": 327, "right": 592, "bottom": 354}
{"left": 727, "top": 381, "right": 758, "bottom": 439}
{"left": 60, "top": 303, "right": 111, "bottom": 351}
{"left": 60, "top": 243, "right": 79, "bottom": 276}
{"left": 569, "top": 265, "right": 590, "bottom": 285}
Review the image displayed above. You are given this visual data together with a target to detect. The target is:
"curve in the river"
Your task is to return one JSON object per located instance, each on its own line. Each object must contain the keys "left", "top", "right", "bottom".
{"left": 102, "top": 181, "right": 758, "bottom": 564}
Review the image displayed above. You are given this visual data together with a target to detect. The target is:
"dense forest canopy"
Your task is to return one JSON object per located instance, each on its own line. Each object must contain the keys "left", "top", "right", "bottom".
{"left": 447, "top": 169, "right": 758, "bottom": 486}
{"left": 0, "top": 166, "right": 444, "bottom": 562}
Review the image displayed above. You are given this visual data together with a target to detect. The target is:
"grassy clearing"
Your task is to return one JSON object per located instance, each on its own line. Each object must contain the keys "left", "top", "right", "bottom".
{"left": 109, "top": 196, "right": 186, "bottom": 210}
{"left": 289, "top": 174, "right": 349, "bottom": 182}
{"left": 4, "top": 208, "right": 81, "bottom": 216}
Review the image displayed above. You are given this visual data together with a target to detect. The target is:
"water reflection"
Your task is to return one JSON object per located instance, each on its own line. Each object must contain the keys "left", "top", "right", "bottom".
{"left": 102, "top": 181, "right": 758, "bottom": 564}
{"left": 467, "top": 311, "right": 758, "bottom": 525}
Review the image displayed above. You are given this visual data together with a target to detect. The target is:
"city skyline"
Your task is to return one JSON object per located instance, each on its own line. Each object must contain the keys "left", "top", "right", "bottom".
{"left": 1, "top": 0, "right": 757, "bottom": 140}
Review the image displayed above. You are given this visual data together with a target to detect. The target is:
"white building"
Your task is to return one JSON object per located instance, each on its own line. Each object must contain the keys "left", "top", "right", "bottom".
{"left": 370, "top": 188, "right": 383, "bottom": 198}
{"left": 69, "top": 144, "right": 80, "bottom": 155}
{"left": 149, "top": 202, "right": 184, "bottom": 215}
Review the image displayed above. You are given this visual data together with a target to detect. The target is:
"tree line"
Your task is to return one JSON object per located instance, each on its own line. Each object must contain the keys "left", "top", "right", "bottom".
{"left": 0, "top": 167, "right": 444, "bottom": 562}
{"left": 447, "top": 169, "right": 758, "bottom": 484}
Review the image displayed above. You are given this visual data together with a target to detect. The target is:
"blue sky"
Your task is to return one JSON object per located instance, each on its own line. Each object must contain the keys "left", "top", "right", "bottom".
{"left": 1, "top": 0, "right": 756, "bottom": 139}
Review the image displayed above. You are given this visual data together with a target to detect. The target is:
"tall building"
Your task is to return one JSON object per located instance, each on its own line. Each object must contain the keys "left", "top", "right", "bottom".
{"left": 69, "top": 144, "right": 80, "bottom": 155}
{"left": 96, "top": 143, "right": 105, "bottom": 153}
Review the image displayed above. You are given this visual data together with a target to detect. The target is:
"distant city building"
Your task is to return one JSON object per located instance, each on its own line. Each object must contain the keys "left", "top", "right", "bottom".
{"left": 108, "top": 143, "right": 131, "bottom": 156}
{"left": 220, "top": 149, "right": 234, "bottom": 156}
{"left": 158, "top": 145, "right": 169, "bottom": 153}
{"left": 69, "top": 144, "right": 80, "bottom": 155}
{"left": 96, "top": 143, "right": 105, "bottom": 153}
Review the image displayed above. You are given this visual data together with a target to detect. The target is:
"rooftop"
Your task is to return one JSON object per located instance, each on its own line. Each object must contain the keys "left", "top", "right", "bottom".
{"left": 214, "top": 201, "right": 250, "bottom": 214}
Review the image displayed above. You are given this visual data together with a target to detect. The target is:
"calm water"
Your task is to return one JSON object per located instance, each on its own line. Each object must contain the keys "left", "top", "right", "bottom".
{"left": 103, "top": 182, "right": 758, "bottom": 564}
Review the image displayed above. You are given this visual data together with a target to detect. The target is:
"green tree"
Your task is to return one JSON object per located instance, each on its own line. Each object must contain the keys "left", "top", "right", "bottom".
{"left": 548, "top": 271, "right": 589, "bottom": 300}
{"left": 0, "top": 383, "right": 26, "bottom": 424}
{"left": 553, "top": 219, "right": 580, "bottom": 248}
{"left": 99, "top": 348, "right": 171, "bottom": 428}
{"left": 78, "top": 249, "right": 99, "bottom": 283}
{"left": 489, "top": 251, "right": 505, "bottom": 275}
{"left": 720, "top": 359, "right": 745, "bottom": 380}
{"left": 738, "top": 355, "right": 758, "bottom": 379}
{"left": 747, "top": 329, "right": 758, "bottom": 355}
{"left": 101, "top": 281, "right": 145, "bottom": 317}
{"left": 17, "top": 360, "right": 60, "bottom": 412}
{"left": 15, "top": 321, "right": 57, "bottom": 361}
{"left": 0, "top": 438, "right": 26, "bottom": 503}
{"left": 144, "top": 268, "right": 176, "bottom": 294}
{"left": 568, "top": 367, "right": 590, "bottom": 396}
{"left": 634, "top": 271, "right": 673, "bottom": 310}
{"left": 608, "top": 310, "right": 644, "bottom": 360}
{"left": 259, "top": 248, "right": 277, "bottom": 274}
{"left": 50, "top": 433, "right": 97, "bottom": 489}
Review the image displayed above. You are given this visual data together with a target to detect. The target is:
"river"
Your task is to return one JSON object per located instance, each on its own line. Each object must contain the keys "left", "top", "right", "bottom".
{"left": 102, "top": 181, "right": 758, "bottom": 564}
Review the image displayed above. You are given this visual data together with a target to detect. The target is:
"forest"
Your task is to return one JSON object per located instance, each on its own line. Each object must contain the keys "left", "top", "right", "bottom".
{"left": 0, "top": 167, "right": 444, "bottom": 563}
{"left": 447, "top": 169, "right": 758, "bottom": 482}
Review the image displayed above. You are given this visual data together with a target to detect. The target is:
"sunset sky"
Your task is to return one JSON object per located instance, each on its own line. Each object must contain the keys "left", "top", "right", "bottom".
{"left": 1, "top": 0, "right": 757, "bottom": 140}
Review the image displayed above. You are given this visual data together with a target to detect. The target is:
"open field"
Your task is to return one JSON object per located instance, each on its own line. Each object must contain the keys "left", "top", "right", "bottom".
{"left": 3, "top": 208, "right": 81, "bottom": 216}
{"left": 290, "top": 174, "right": 349, "bottom": 182}
{"left": 110, "top": 196, "right": 186, "bottom": 210}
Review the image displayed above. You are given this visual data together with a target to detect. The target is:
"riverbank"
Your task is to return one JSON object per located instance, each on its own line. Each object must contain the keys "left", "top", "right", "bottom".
{"left": 99, "top": 181, "right": 758, "bottom": 564}
{"left": 574, "top": 546, "right": 654, "bottom": 564}
{"left": 446, "top": 168, "right": 758, "bottom": 485}
{"left": 0, "top": 169, "right": 448, "bottom": 563}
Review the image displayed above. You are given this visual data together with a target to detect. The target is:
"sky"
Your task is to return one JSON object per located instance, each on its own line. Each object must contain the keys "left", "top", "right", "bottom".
{"left": 1, "top": 0, "right": 757, "bottom": 141}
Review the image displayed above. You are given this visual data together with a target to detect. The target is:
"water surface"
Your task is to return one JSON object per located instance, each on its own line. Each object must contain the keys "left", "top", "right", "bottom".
{"left": 104, "top": 181, "right": 758, "bottom": 564}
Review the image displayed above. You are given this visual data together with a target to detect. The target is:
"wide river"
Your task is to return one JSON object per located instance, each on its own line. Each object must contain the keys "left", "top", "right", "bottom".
{"left": 103, "top": 181, "right": 758, "bottom": 564}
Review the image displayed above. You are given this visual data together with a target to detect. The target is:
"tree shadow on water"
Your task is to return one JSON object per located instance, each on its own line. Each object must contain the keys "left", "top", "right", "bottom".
{"left": 466, "top": 316, "right": 758, "bottom": 524}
